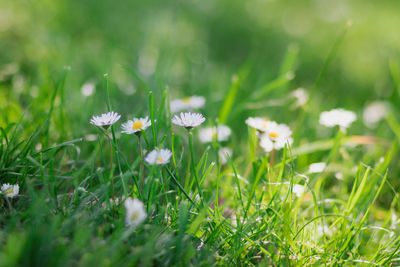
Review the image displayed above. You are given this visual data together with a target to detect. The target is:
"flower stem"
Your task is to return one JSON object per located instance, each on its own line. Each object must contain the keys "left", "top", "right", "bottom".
{"left": 214, "top": 143, "right": 221, "bottom": 218}
{"left": 188, "top": 130, "right": 204, "bottom": 202}
{"left": 108, "top": 136, "right": 115, "bottom": 198}
{"left": 138, "top": 135, "right": 144, "bottom": 191}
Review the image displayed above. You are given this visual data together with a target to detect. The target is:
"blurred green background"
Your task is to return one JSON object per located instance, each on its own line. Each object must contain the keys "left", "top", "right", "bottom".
{"left": 1, "top": 1, "right": 400, "bottom": 264}
{"left": 1, "top": 0, "right": 400, "bottom": 140}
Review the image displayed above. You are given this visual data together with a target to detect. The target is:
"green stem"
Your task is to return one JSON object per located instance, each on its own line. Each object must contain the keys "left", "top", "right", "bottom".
{"left": 214, "top": 143, "right": 221, "bottom": 218}
{"left": 103, "top": 74, "right": 127, "bottom": 197}
{"left": 108, "top": 136, "right": 115, "bottom": 199}
{"left": 138, "top": 135, "right": 144, "bottom": 191}
{"left": 188, "top": 130, "right": 204, "bottom": 202}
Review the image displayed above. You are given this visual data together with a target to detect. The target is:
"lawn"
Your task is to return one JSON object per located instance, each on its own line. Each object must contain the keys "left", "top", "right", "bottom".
{"left": 1, "top": 0, "right": 400, "bottom": 266}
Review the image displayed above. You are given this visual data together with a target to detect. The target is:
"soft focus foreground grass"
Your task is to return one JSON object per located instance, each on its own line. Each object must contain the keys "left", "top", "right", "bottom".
{"left": 1, "top": 0, "right": 400, "bottom": 266}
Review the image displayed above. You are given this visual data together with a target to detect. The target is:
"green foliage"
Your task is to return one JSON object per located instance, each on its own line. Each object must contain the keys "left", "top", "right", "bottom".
{"left": 1, "top": 0, "right": 400, "bottom": 266}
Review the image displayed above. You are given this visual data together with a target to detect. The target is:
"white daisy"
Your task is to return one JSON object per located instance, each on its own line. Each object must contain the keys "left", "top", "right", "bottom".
{"left": 245, "top": 117, "right": 271, "bottom": 132}
{"left": 121, "top": 117, "right": 151, "bottom": 135}
{"left": 145, "top": 148, "right": 172, "bottom": 166}
{"left": 308, "top": 162, "right": 326, "bottom": 173}
{"left": 292, "top": 184, "right": 305, "bottom": 197}
{"left": 172, "top": 112, "right": 205, "bottom": 129}
{"left": 90, "top": 111, "right": 121, "bottom": 128}
{"left": 218, "top": 147, "right": 232, "bottom": 165}
{"left": 363, "top": 101, "right": 389, "bottom": 128}
{"left": 81, "top": 81, "right": 96, "bottom": 96}
{"left": 259, "top": 122, "right": 293, "bottom": 152}
{"left": 290, "top": 88, "right": 309, "bottom": 107}
{"left": 198, "top": 125, "right": 231, "bottom": 143}
{"left": 124, "top": 197, "right": 147, "bottom": 227}
{"left": 170, "top": 96, "right": 205, "bottom": 113}
{"left": 319, "top": 108, "right": 356, "bottom": 129}
{"left": 1, "top": 183, "right": 19, "bottom": 198}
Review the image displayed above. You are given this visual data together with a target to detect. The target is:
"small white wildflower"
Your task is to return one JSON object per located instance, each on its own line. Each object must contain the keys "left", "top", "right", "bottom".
{"left": 172, "top": 112, "right": 205, "bottom": 129}
{"left": 76, "top": 187, "right": 87, "bottom": 193}
{"left": 292, "top": 184, "right": 305, "bottom": 197}
{"left": 259, "top": 122, "right": 293, "bottom": 152}
{"left": 1, "top": 183, "right": 19, "bottom": 198}
{"left": 124, "top": 197, "right": 147, "bottom": 227}
{"left": 308, "top": 162, "right": 326, "bottom": 173}
{"left": 363, "top": 101, "right": 389, "bottom": 128}
{"left": 198, "top": 125, "right": 231, "bottom": 143}
{"left": 290, "top": 88, "right": 309, "bottom": 107}
{"left": 218, "top": 147, "right": 232, "bottom": 165}
{"left": 319, "top": 108, "right": 356, "bottom": 129}
{"left": 81, "top": 81, "right": 95, "bottom": 96}
{"left": 245, "top": 117, "right": 270, "bottom": 132}
{"left": 121, "top": 117, "right": 151, "bottom": 135}
{"left": 145, "top": 148, "right": 172, "bottom": 166}
{"left": 85, "top": 134, "right": 98, "bottom": 141}
{"left": 335, "top": 172, "right": 343, "bottom": 180}
{"left": 35, "top": 143, "right": 42, "bottom": 151}
{"left": 90, "top": 111, "right": 121, "bottom": 128}
{"left": 170, "top": 96, "right": 205, "bottom": 113}
{"left": 316, "top": 225, "right": 331, "bottom": 237}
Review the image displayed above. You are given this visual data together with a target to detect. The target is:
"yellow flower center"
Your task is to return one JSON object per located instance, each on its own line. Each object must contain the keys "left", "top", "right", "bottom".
{"left": 182, "top": 97, "right": 191, "bottom": 103}
{"left": 262, "top": 122, "right": 267, "bottom": 129}
{"left": 6, "top": 190, "right": 14, "bottom": 194}
{"left": 130, "top": 211, "right": 139, "bottom": 222}
{"left": 157, "top": 157, "right": 164, "bottom": 163}
{"left": 132, "top": 121, "right": 143, "bottom": 130}
{"left": 269, "top": 132, "right": 279, "bottom": 138}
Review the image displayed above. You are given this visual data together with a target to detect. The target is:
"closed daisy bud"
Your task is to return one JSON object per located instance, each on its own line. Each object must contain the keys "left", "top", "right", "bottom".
{"left": 145, "top": 148, "right": 172, "bottom": 166}
{"left": 170, "top": 96, "right": 205, "bottom": 113}
{"left": 172, "top": 112, "right": 205, "bottom": 129}
{"left": 90, "top": 111, "right": 121, "bottom": 128}
{"left": 319, "top": 108, "right": 356, "bottom": 129}
{"left": 1, "top": 183, "right": 19, "bottom": 198}
{"left": 121, "top": 117, "right": 151, "bottom": 135}
{"left": 198, "top": 125, "right": 231, "bottom": 143}
{"left": 124, "top": 197, "right": 146, "bottom": 227}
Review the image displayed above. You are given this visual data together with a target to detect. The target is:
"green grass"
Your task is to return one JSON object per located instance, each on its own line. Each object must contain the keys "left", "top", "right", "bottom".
{"left": 1, "top": 0, "right": 400, "bottom": 266}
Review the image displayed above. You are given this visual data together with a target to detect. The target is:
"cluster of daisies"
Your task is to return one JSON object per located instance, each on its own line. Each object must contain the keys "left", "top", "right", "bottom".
{"left": 89, "top": 96, "right": 217, "bottom": 226}
{"left": 2, "top": 91, "right": 383, "bottom": 230}
{"left": 246, "top": 117, "right": 293, "bottom": 153}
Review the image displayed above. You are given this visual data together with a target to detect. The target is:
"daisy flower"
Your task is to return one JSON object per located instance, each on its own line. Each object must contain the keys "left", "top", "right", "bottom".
{"left": 363, "top": 101, "right": 389, "bottom": 128}
{"left": 90, "top": 111, "right": 121, "bottom": 128}
{"left": 1, "top": 183, "right": 19, "bottom": 198}
{"left": 290, "top": 88, "right": 309, "bottom": 108}
{"left": 81, "top": 81, "right": 95, "bottom": 97}
{"left": 172, "top": 112, "right": 205, "bottom": 129}
{"left": 292, "top": 184, "right": 305, "bottom": 197}
{"left": 308, "top": 162, "right": 326, "bottom": 173}
{"left": 121, "top": 117, "right": 151, "bottom": 135}
{"left": 319, "top": 108, "right": 356, "bottom": 129}
{"left": 145, "top": 148, "right": 172, "bottom": 165}
{"left": 259, "top": 122, "right": 293, "bottom": 152}
{"left": 124, "top": 197, "right": 147, "bottom": 227}
{"left": 218, "top": 147, "right": 232, "bottom": 165}
{"left": 170, "top": 96, "right": 205, "bottom": 113}
{"left": 245, "top": 117, "right": 270, "bottom": 132}
{"left": 198, "top": 125, "right": 231, "bottom": 143}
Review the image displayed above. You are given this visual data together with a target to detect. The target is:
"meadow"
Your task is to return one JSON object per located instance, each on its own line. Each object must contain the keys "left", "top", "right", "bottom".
{"left": 1, "top": 0, "right": 400, "bottom": 266}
